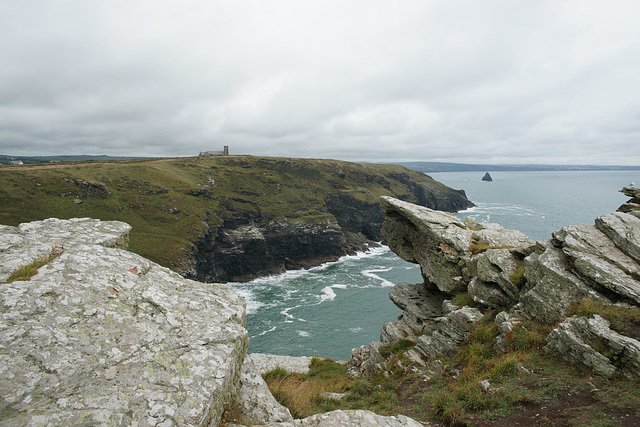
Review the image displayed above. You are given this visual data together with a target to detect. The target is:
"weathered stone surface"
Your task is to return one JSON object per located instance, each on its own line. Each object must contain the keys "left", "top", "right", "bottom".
{"left": 236, "top": 357, "right": 293, "bottom": 424}
{"left": 518, "top": 245, "right": 605, "bottom": 324}
{"left": 388, "top": 282, "right": 447, "bottom": 334}
{"left": 245, "top": 353, "right": 313, "bottom": 375}
{"left": 468, "top": 277, "right": 515, "bottom": 308}
{"left": 415, "top": 304, "right": 483, "bottom": 360}
{"left": 474, "top": 249, "right": 525, "bottom": 300}
{"left": 545, "top": 315, "right": 640, "bottom": 379}
{"left": 0, "top": 218, "right": 248, "bottom": 426}
{"left": 554, "top": 224, "right": 640, "bottom": 305}
{"left": 0, "top": 217, "right": 131, "bottom": 281}
{"left": 380, "top": 196, "right": 533, "bottom": 295}
{"left": 380, "top": 319, "right": 418, "bottom": 345}
{"left": 595, "top": 212, "right": 640, "bottom": 264}
{"left": 251, "top": 409, "right": 424, "bottom": 426}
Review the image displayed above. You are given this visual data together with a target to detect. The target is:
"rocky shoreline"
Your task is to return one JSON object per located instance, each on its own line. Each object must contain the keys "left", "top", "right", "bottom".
{"left": 2, "top": 187, "right": 639, "bottom": 425}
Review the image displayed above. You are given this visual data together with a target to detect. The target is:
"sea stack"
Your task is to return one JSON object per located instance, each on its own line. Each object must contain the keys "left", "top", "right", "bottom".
{"left": 482, "top": 172, "right": 493, "bottom": 182}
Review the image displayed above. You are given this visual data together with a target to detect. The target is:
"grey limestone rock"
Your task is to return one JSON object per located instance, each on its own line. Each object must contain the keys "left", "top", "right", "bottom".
{"left": 380, "top": 319, "right": 418, "bottom": 345}
{"left": 0, "top": 218, "right": 248, "bottom": 426}
{"left": 545, "top": 315, "right": 640, "bottom": 379}
{"left": 595, "top": 212, "right": 640, "bottom": 264}
{"left": 380, "top": 196, "right": 533, "bottom": 295}
{"left": 415, "top": 304, "right": 483, "bottom": 360}
{"left": 245, "top": 353, "right": 313, "bottom": 375}
{"left": 518, "top": 245, "right": 604, "bottom": 324}
{"left": 554, "top": 223, "right": 640, "bottom": 305}
{"left": 236, "top": 357, "right": 294, "bottom": 424}
{"left": 253, "top": 409, "right": 424, "bottom": 426}
{"left": 0, "top": 217, "right": 131, "bottom": 282}
{"left": 388, "top": 282, "right": 447, "bottom": 335}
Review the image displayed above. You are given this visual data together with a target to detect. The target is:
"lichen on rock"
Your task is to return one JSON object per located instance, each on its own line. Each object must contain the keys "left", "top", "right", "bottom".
{"left": 0, "top": 218, "right": 248, "bottom": 426}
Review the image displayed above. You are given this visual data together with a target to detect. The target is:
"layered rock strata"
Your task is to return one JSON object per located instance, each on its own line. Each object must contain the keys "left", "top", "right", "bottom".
{"left": 0, "top": 218, "right": 248, "bottom": 426}
{"left": 372, "top": 188, "right": 640, "bottom": 379}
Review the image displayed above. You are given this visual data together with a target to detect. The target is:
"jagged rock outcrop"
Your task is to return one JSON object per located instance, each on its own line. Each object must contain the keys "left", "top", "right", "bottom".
{"left": 380, "top": 196, "right": 534, "bottom": 295}
{"left": 545, "top": 315, "right": 640, "bottom": 379}
{"left": 375, "top": 188, "right": 640, "bottom": 378}
{"left": 481, "top": 172, "right": 493, "bottom": 182}
{"left": 0, "top": 218, "right": 248, "bottom": 426}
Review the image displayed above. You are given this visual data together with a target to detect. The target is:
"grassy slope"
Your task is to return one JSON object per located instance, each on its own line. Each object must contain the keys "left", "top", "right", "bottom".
{"left": 0, "top": 156, "right": 460, "bottom": 272}
{"left": 257, "top": 305, "right": 640, "bottom": 427}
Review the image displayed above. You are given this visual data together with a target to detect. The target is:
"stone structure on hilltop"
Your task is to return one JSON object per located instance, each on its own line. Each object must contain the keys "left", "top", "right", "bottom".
{"left": 349, "top": 187, "right": 640, "bottom": 380}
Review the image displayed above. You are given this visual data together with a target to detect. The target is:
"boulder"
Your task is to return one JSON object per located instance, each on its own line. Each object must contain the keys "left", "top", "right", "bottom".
{"left": 245, "top": 353, "right": 313, "bottom": 375}
{"left": 595, "top": 212, "right": 640, "bottom": 263}
{"left": 242, "top": 409, "right": 423, "bottom": 426}
{"left": 554, "top": 224, "right": 640, "bottom": 305}
{"left": 415, "top": 304, "right": 483, "bottom": 360}
{"left": 545, "top": 315, "right": 640, "bottom": 379}
{"left": 236, "top": 357, "right": 294, "bottom": 424}
{"left": 0, "top": 218, "right": 248, "bottom": 426}
{"left": 517, "top": 243, "right": 607, "bottom": 324}
{"left": 481, "top": 172, "right": 493, "bottom": 182}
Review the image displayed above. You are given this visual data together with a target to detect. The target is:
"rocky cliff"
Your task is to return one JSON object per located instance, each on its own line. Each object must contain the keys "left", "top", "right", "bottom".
{"left": 0, "top": 156, "right": 473, "bottom": 283}
{"left": 0, "top": 218, "right": 248, "bottom": 426}
{"left": 368, "top": 187, "right": 640, "bottom": 379}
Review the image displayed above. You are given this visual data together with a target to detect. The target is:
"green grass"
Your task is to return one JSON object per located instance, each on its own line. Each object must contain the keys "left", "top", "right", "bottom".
{"left": 0, "top": 156, "right": 466, "bottom": 277}
{"left": 566, "top": 298, "right": 640, "bottom": 340}
{"left": 263, "top": 309, "right": 640, "bottom": 426}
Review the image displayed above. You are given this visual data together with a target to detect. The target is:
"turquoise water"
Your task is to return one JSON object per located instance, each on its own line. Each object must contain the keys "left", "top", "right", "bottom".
{"left": 232, "top": 170, "right": 639, "bottom": 360}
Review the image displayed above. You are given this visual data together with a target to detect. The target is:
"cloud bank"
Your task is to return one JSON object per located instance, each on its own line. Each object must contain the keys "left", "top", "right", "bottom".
{"left": 1, "top": 0, "right": 639, "bottom": 164}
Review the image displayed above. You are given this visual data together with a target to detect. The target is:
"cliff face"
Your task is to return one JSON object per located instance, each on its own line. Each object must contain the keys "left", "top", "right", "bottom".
{"left": 0, "top": 156, "right": 473, "bottom": 283}
{"left": 376, "top": 188, "right": 640, "bottom": 379}
{"left": 0, "top": 218, "right": 248, "bottom": 426}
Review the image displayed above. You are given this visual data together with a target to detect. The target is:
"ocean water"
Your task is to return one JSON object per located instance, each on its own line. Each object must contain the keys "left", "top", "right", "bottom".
{"left": 232, "top": 170, "right": 639, "bottom": 360}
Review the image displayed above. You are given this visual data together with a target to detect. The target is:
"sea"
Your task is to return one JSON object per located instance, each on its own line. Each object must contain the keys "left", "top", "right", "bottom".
{"left": 231, "top": 170, "right": 639, "bottom": 360}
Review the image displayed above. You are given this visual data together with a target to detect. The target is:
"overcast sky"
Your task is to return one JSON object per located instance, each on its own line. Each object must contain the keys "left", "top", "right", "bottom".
{"left": 1, "top": 1, "right": 639, "bottom": 164}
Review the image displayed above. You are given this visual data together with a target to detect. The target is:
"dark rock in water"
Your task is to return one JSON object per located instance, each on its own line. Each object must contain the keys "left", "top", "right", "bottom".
{"left": 482, "top": 172, "right": 493, "bottom": 182}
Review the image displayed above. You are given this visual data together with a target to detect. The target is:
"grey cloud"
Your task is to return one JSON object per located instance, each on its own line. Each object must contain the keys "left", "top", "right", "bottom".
{"left": 1, "top": 1, "right": 639, "bottom": 164}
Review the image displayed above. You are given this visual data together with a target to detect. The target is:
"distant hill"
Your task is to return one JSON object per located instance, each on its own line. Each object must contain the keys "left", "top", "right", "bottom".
{"left": 396, "top": 161, "right": 640, "bottom": 173}
{"left": 0, "top": 154, "right": 150, "bottom": 165}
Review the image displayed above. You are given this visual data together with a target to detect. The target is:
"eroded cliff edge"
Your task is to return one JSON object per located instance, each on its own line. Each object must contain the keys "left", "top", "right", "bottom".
{"left": 0, "top": 218, "right": 248, "bottom": 426}
{"left": 371, "top": 187, "right": 640, "bottom": 379}
{"left": 0, "top": 156, "right": 473, "bottom": 283}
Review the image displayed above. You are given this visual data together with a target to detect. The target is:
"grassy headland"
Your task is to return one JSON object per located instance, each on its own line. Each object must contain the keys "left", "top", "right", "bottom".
{"left": 0, "top": 156, "right": 470, "bottom": 279}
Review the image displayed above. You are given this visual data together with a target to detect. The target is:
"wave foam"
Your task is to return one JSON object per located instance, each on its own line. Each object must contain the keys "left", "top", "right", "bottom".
{"left": 361, "top": 267, "right": 395, "bottom": 287}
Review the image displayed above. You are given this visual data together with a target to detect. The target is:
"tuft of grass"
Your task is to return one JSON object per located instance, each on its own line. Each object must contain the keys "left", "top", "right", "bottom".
{"left": 566, "top": 298, "right": 640, "bottom": 340}
{"left": 505, "top": 320, "right": 552, "bottom": 352}
{"left": 3, "top": 246, "right": 63, "bottom": 283}
{"left": 469, "top": 233, "right": 514, "bottom": 255}
{"left": 451, "top": 292, "right": 477, "bottom": 308}
{"left": 508, "top": 261, "right": 526, "bottom": 287}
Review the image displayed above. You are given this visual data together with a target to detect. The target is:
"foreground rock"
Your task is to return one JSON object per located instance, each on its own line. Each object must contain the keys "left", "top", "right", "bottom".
{"left": 0, "top": 218, "right": 248, "bottom": 426}
{"left": 232, "top": 409, "right": 424, "bottom": 427}
{"left": 371, "top": 188, "right": 640, "bottom": 379}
